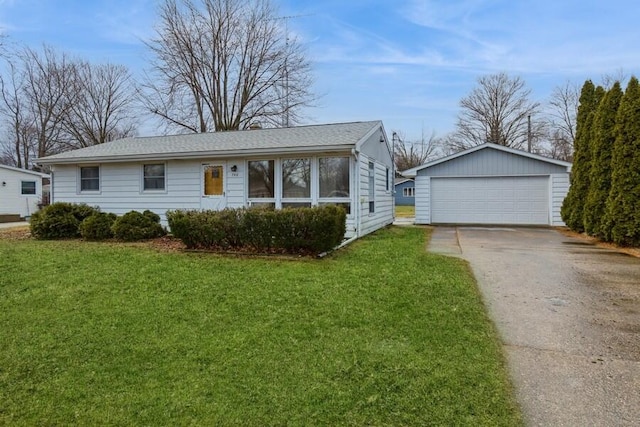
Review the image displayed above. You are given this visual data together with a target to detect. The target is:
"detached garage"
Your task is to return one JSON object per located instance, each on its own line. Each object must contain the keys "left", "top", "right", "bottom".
{"left": 401, "top": 143, "right": 572, "bottom": 226}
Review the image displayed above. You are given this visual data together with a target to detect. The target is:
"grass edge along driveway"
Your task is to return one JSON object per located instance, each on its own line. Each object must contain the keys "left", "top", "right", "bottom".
{"left": 0, "top": 227, "right": 522, "bottom": 426}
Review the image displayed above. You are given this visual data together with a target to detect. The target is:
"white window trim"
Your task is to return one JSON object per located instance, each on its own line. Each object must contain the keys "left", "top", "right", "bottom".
{"left": 78, "top": 165, "right": 101, "bottom": 194}
{"left": 317, "top": 156, "right": 352, "bottom": 209}
{"left": 246, "top": 159, "right": 276, "bottom": 207}
{"left": 368, "top": 161, "right": 375, "bottom": 215}
{"left": 21, "top": 180, "right": 37, "bottom": 196}
{"left": 403, "top": 187, "right": 415, "bottom": 197}
{"left": 141, "top": 162, "right": 168, "bottom": 194}
{"left": 245, "top": 156, "right": 353, "bottom": 216}
{"left": 281, "top": 157, "right": 312, "bottom": 207}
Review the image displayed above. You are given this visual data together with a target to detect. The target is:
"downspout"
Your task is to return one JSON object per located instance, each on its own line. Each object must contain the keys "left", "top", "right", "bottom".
{"left": 351, "top": 147, "right": 360, "bottom": 238}
{"left": 318, "top": 233, "right": 359, "bottom": 258}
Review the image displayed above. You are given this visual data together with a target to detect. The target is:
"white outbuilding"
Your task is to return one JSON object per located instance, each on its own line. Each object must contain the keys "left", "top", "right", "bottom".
{"left": 401, "top": 143, "right": 572, "bottom": 226}
{"left": 0, "top": 164, "right": 50, "bottom": 220}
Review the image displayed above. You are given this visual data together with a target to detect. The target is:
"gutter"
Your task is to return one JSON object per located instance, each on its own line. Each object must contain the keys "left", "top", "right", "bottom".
{"left": 36, "top": 144, "right": 356, "bottom": 165}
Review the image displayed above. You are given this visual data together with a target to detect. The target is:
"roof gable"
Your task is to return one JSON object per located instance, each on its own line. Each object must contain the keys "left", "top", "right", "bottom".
{"left": 0, "top": 164, "right": 50, "bottom": 178}
{"left": 402, "top": 143, "right": 571, "bottom": 177}
{"left": 37, "top": 121, "right": 383, "bottom": 164}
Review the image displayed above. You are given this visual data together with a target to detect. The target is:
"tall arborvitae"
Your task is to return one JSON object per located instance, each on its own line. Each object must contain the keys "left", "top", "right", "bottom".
{"left": 602, "top": 76, "right": 640, "bottom": 246}
{"left": 561, "top": 81, "right": 604, "bottom": 231}
{"left": 583, "top": 82, "right": 623, "bottom": 237}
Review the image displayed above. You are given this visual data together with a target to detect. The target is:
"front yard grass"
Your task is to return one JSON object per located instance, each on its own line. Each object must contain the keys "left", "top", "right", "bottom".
{"left": 0, "top": 227, "right": 521, "bottom": 426}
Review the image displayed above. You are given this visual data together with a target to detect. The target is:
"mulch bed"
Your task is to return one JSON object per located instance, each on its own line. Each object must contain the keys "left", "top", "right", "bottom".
{"left": 0, "top": 229, "right": 318, "bottom": 257}
{"left": 556, "top": 227, "right": 640, "bottom": 258}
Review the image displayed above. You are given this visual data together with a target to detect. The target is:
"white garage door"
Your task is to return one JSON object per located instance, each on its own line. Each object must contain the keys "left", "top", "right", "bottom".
{"left": 430, "top": 176, "right": 550, "bottom": 225}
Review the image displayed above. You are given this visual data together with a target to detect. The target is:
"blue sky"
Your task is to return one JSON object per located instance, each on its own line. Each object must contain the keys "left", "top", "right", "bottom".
{"left": 1, "top": 0, "right": 639, "bottom": 141}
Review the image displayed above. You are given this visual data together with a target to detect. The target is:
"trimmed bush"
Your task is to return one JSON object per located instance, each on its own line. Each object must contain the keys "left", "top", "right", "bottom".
{"left": 112, "top": 210, "right": 166, "bottom": 241}
{"left": 79, "top": 212, "right": 118, "bottom": 241}
{"left": 167, "top": 205, "right": 347, "bottom": 255}
{"left": 30, "top": 202, "right": 99, "bottom": 239}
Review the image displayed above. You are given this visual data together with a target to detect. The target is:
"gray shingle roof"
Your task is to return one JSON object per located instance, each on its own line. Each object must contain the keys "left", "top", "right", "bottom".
{"left": 37, "top": 121, "right": 382, "bottom": 164}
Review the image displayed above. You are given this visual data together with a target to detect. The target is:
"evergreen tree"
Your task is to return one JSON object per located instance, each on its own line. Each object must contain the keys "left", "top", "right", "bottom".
{"left": 561, "top": 81, "right": 604, "bottom": 231}
{"left": 583, "top": 82, "right": 623, "bottom": 237}
{"left": 602, "top": 76, "right": 640, "bottom": 246}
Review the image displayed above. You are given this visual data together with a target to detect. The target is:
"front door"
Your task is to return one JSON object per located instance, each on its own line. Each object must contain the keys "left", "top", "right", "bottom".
{"left": 201, "top": 163, "right": 227, "bottom": 210}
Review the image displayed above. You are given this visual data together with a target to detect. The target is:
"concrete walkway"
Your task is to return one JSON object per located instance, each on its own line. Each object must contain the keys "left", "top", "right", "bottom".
{"left": 428, "top": 226, "right": 640, "bottom": 426}
{"left": 0, "top": 221, "right": 28, "bottom": 229}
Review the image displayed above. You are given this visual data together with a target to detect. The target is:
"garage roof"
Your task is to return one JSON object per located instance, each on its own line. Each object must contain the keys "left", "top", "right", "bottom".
{"left": 401, "top": 143, "right": 572, "bottom": 178}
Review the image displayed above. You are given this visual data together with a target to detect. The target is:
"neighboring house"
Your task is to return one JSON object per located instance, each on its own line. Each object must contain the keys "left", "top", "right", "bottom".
{"left": 402, "top": 143, "right": 572, "bottom": 226}
{"left": 37, "top": 121, "right": 395, "bottom": 239}
{"left": 0, "top": 164, "right": 50, "bottom": 220}
{"left": 394, "top": 178, "right": 415, "bottom": 206}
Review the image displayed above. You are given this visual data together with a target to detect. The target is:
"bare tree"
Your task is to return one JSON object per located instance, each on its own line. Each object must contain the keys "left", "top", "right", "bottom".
{"left": 448, "top": 72, "right": 541, "bottom": 151}
{"left": 20, "top": 45, "right": 77, "bottom": 159}
{"left": 601, "top": 69, "right": 628, "bottom": 89}
{"left": 0, "top": 43, "right": 138, "bottom": 167}
{"left": 141, "top": 0, "right": 314, "bottom": 134}
{"left": 393, "top": 130, "right": 440, "bottom": 172}
{"left": 61, "top": 62, "right": 137, "bottom": 149}
{"left": 546, "top": 81, "right": 578, "bottom": 158}
{"left": 0, "top": 57, "right": 36, "bottom": 167}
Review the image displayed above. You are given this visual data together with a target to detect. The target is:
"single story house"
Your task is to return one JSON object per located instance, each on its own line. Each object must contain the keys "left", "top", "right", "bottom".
{"left": 36, "top": 121, "right": 395, "bottom": 239}
{"left": 0, "top": 164, "right": 50, "bottom": 220}
{"left": 394, "top": 178, "right": 415, "bottom": 206}
{"left": 401, "top": 143, "right": 572, "bottom": 226}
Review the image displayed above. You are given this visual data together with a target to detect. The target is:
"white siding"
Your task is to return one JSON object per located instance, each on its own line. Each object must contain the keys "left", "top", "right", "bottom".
{"left": 52, "top": 160, "right": 204, "bottom": 224}
{"left": 223, "top": 158, "right": 245, "bottom": 209}
{"left": 358, "top": 155, "right": 394, "bottom": 237}
{"left": 417, "top": 148, "right": 569, "bottom": 177}
{"left": 551, "top": 173, "right": 569, "bottom": 226}
{"left": 0, "top": 167, "right": 45, "bottom": 218}
{"left": 414, "top": 175, "right": 430, "bottom": 224}
{"left": 50, "top": 147, "right": 398, "bottom": 239}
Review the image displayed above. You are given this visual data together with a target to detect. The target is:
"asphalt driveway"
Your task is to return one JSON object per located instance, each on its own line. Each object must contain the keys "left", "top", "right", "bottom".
{"left": 429, "top": 226, "right": 640, "bottom": 426}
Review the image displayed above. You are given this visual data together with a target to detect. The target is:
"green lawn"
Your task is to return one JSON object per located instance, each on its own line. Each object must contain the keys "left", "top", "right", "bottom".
{"left": 0, "top": 227, "right": 522, "bottom": 426}
{"left": 395, "top": 205, "right": 415, "bottom": 217}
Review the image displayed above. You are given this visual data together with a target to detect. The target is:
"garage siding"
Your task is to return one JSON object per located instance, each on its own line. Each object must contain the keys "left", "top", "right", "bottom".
{"left": 551, "top": 173, "right": 569, "bottom": 226}
{"left": 419, "top": 148, "right": 568, "bottom": 177}
{"left": 415, "top": 176, "right": 430, "bottom": 224}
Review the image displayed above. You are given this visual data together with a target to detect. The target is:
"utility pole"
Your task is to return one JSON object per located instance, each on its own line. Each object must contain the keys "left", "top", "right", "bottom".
{"left": 527, "top": 114, "right": 532, "bottom": 152}
{"left": 275, "top": 13, "right": 312, "bottom": 127}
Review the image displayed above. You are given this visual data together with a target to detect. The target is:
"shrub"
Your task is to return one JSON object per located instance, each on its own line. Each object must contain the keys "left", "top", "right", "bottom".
{"left": 30, "top": 202, "right": 99, "bottom": 239}
{"left": 167, "top": 205, "right": 347, "bottom": 255}
{"left": 111, "top": 210, "right": 166, "bottom": 241}
{"left": 79, "top": 212, "right": 118, "bottom": 241}
{"left": 142, "top": 210, "right": 161, "bottom": 223}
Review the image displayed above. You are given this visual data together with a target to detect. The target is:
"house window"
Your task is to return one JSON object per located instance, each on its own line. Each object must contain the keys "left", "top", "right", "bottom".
{"left": 368, "top": 161, "right": 375, "bottom": 213}
{"left": 248, "top": 160, "right": 275, "bottom": 199}
{"left": 21, "top": 181, "right": 36, "bottom": 195}
{"left": 319, "top": 157, "right": 350, "bottom": 214}
{"left": 386, "top": 167, "right": 390, "bottom": 191}
{"left": 403, "top": 187, "right": 415, "bottom": 197}
{"left": 80, "top": 166, "right": 100, "bottom": 191}
{"left": 143, "top": 164, "right": 166, "bottom": 191}
{"left": 282, "top": 158, "right": 311, "bottom": 199}
{"left": 319, "top": 157, "right": 349, "bottom": 198}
